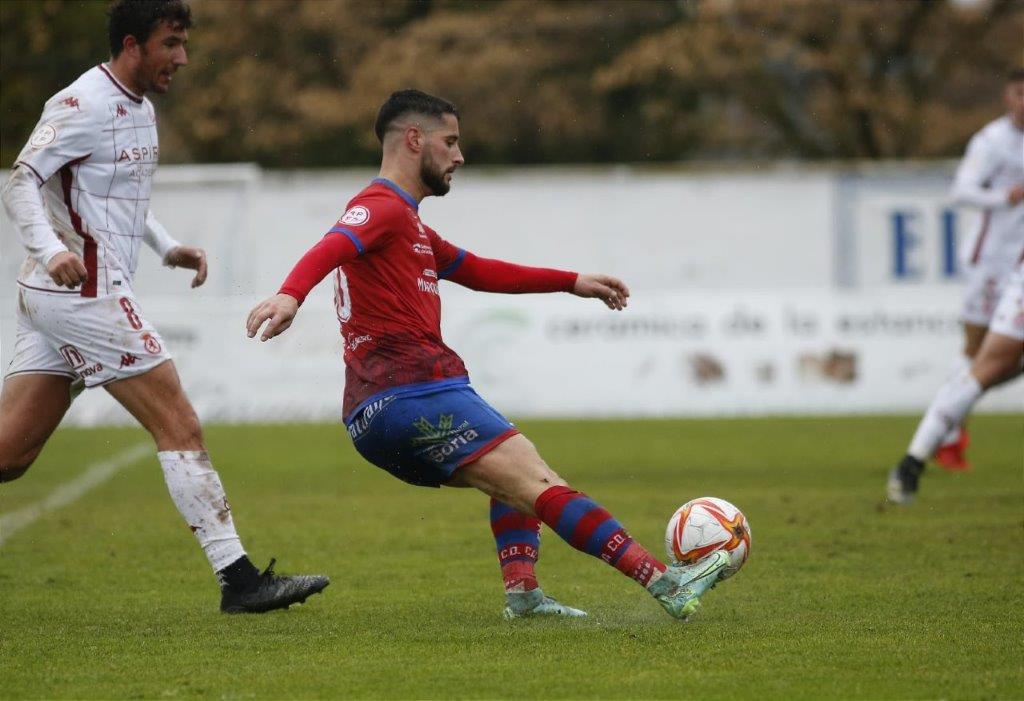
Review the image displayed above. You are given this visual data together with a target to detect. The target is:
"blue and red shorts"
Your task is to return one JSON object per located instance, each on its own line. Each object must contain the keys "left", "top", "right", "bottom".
{"left": 344, "top": 378, "right": 519, "bottom": 488}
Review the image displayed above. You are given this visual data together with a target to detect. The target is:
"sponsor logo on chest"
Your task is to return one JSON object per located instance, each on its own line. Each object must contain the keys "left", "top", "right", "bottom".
{"left": 117, "top": 145, "right": 158, "bottom": 162}
{"left": 417, "top": 277, "right": 440, "bottom": 296}
{"left": 346, "top": 334, "right": 373, "bottom": 352}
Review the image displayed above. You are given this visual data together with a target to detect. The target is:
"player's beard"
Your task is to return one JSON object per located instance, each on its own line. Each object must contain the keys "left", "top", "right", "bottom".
{"left": 420, "top": 152, "right": 451, "bottom": 196}
{"left": 137, "top": 46, "right": 172, "bottom": 95}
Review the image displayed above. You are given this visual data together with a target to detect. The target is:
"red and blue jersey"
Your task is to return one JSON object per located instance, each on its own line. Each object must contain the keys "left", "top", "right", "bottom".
{"left": 278, "top": 176, "right": 578, "bottom": 420}
{"left": 328, "top": 178, "right": 470, "bottom": 417}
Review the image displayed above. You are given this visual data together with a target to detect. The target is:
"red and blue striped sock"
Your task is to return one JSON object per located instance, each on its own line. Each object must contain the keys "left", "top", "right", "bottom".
{"left": 534, "top": 485, "right": 667, "bottom": 587}
{"left": 490, "top": 498, "right": 541, "bottom": 593}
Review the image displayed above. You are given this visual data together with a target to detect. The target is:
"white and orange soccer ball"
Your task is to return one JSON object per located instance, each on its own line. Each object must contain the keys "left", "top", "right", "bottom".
{"left": 664, "top": 497, "right": 751, "bottom": 579}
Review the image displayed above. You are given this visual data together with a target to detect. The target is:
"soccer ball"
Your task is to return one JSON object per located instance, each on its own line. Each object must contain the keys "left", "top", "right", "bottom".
{"left": 665, "top": 497, "right": 751, "bottom": 579}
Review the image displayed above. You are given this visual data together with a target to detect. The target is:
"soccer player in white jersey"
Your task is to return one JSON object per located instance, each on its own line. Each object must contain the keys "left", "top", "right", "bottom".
{"left": 887, "top": 263, "right": 1024, "bottom": 504}
{"left": 886, "top": 69, "right": 1024, "bottom": 503}
{"left": 925, "top": 69, "right": 1024, "bottom": 471}
{"left": 0, "top": 0, "right": 328, "bottom": 612}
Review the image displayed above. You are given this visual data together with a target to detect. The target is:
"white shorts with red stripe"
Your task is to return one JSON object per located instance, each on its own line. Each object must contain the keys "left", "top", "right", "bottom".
{"left": 960, "top": 264, "right": 1011, "bottom": 327}
{"left": 6, "top": 285, "right": 171, "bottom": 388}
{"left": 989, "top": 268, "right": 1024, "bottom": 342}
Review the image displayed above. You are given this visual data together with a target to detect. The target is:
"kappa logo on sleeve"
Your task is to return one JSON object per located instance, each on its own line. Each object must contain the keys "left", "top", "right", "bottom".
{"left": 339, "top": 205, "right": 370, "bottom": 227}
{"left": 29, "top": 124, "right": 57, "bottom": 148}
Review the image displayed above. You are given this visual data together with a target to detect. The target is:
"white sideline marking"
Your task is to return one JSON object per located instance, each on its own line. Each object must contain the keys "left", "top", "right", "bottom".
{"left": 0, "top": 442, "right": 150, "bottom": 547}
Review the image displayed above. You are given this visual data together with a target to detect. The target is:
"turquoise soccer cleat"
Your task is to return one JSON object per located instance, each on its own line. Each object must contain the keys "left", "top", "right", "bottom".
{"left": 502, "top": 588, "right": 588, "bottom": 620}
{"left": 648, "top": 550, "right": 731, "bottom": 621}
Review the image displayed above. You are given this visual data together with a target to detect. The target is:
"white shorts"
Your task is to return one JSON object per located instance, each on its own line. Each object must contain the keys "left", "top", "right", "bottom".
{"left": 960, "top": 264, "right": 1007, "bottom": 327}
{"left": 6, "top": 285, "right": 172, "bottom": 388}
{"left": 989, "top": 269, "right": 1024, "bottom": 342}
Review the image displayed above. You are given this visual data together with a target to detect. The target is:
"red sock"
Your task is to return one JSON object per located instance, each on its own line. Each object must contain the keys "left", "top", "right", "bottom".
{"left": 490, "top": 498, "right": 540, "bottom": 592}
{"left": 612, "top": 541, "right": 667, "bottom": 587}
{"left": 534, "top": 485, "right": 667, "bottom": 588}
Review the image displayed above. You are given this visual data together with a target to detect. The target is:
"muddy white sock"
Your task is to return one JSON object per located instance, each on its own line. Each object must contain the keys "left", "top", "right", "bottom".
{"left": 908, "top": 370, "right": 983, "bottom": 461}
{"left": 157, "top": 450, "right": 246, "bottom": 573}
{"left": 939, "top": 355, "right": 971, "bottom": 445}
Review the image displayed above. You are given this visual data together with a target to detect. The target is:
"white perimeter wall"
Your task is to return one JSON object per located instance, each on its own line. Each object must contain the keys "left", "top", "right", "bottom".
{"left": 1, "top": 163, "right": 1020, "bottom": 424}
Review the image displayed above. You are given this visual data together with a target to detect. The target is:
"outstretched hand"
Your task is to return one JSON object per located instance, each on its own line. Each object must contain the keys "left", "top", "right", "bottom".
{"left": 572, "top": 273, "right": 630, "bottom": 311}
{"left": 164, "top": 246, "right": 208, "bottom": 288}
{"left": 247, "top": 293, "right": 299, "bottom": 342}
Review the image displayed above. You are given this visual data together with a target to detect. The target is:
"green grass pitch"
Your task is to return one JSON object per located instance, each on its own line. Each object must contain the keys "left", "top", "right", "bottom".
{"left": 1, "top": 415, "right": 1021, "bottom": 699}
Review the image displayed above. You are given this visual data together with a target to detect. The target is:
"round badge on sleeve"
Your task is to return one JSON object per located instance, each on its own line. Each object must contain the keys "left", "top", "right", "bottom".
{"left": 340, "top": 205, "right": 370, "bottom": 226}
{"left": 29, "top": 124, "right": 57, "bottom": 148}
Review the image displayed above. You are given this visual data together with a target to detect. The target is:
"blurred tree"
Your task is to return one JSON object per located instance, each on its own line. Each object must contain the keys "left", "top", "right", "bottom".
{"left": 331, "top": 0, "right": 680, "bottom": 164}
{"left": 594, "top": 0, "right": 1024, "bottom": 160}
{"left": 1, "top": 0, "right": 109, "bottom": 159}
{"left": 1, "top": 0, "right": 1021, "bottom": 167}
{"left": 154, "top": 0, "right": 425, "bottom": 165}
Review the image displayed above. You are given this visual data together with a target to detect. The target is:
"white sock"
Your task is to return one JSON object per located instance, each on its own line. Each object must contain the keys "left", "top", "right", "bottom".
{"left": 939, "top": 355, "right": 971, "bottom": 445}
{"left": 908, "top": 370, "right": 983, "bottom": 461}
{"left": 157, "top": 450, "right": 246, "bottom": 572}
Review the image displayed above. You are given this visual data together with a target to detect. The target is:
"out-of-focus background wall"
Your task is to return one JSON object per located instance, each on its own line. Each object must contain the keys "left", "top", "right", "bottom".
{"left": 2, "top": 0, "right": 1022, "bottom": 423}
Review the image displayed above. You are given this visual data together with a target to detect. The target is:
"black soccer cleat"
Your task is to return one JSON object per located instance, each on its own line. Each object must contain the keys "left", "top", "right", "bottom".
{"left": 886, "top": 455, "right": 925, "bottom": 505}
{"left": 220, "top": 558, "right": 329, "bottom": 614}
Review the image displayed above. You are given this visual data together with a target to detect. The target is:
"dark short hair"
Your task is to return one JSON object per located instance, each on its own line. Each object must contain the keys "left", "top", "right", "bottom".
{"left": 108, "top": 0, "right": 193, "bottom": 57}
{"left": 374, "top": 89, "right": 459, "bottom": 143}
{"left": 1009, "top": 69, "right": 1024, "bottom": 83}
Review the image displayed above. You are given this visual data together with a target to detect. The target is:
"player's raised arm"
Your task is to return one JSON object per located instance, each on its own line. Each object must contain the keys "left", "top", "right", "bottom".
{"left": 246, "top": 231, "right": 361, "bottom": 341}
{"left": 429, "top": 228, "right": 629, "bottom": 310}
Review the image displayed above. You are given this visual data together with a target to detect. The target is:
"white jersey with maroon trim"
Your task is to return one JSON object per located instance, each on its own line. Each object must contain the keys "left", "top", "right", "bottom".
{"left": 951, "top": 116, "right": 1024, "bottom": 272}
{"left": 14, "top": 64, "right": 160, "bottom": 297}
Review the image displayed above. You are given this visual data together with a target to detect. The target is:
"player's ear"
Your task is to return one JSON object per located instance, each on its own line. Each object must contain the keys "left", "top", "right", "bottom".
{"left": 405, "top": 125, "right": 424, "bottom": 153}
{"left": 121, "top": 35, "right": 141, "bottom": 60}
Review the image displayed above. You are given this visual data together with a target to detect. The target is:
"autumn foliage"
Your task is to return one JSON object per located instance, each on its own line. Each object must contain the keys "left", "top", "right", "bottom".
{"left": 2, "top": 0, "right": 1021, "bottom": 167}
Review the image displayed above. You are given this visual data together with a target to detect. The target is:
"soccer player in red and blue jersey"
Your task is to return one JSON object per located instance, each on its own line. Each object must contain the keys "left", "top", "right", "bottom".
{"left": 246, "top": 90, "right": 731, "bottom": 620}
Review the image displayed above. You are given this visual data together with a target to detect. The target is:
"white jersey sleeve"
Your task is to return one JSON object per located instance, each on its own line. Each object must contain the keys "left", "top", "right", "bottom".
{"left": 1, "top": 166, "right": 67, "bottom": 267}
{"left": 15, "top": 91, "right": 101, "bottom": 184}
{"left": 950, "top": 130, "right": 1013, "bottom": 210}
{"left": 144, "top": 209, "right": 181, "bottom": 262}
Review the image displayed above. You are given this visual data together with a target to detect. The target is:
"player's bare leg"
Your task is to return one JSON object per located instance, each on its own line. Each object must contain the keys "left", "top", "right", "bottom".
{"left": 970, "top": 331, "right": 1024, "bottom": 388}
{"left": 888, "top": 330, "right": 1024, "bottom": 505}
{"left": 447, "top": 434, "right": 566, "bottom": 513}
{"left": 106, "top": 359, "right": 329, "bottom": 612}
{"left": 0, "top": 373, "right": 73, "bottom": 482}
{"left": 963, "top": 322, "right": 988, "bottom": 358}
{"left": 452, "top": 434, "right": 729, "bottom": 620}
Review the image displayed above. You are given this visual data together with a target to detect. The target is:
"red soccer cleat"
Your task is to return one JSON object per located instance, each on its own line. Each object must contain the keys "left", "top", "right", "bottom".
{"left": 934, "top": 427, "right": 971, "bottom": 472}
